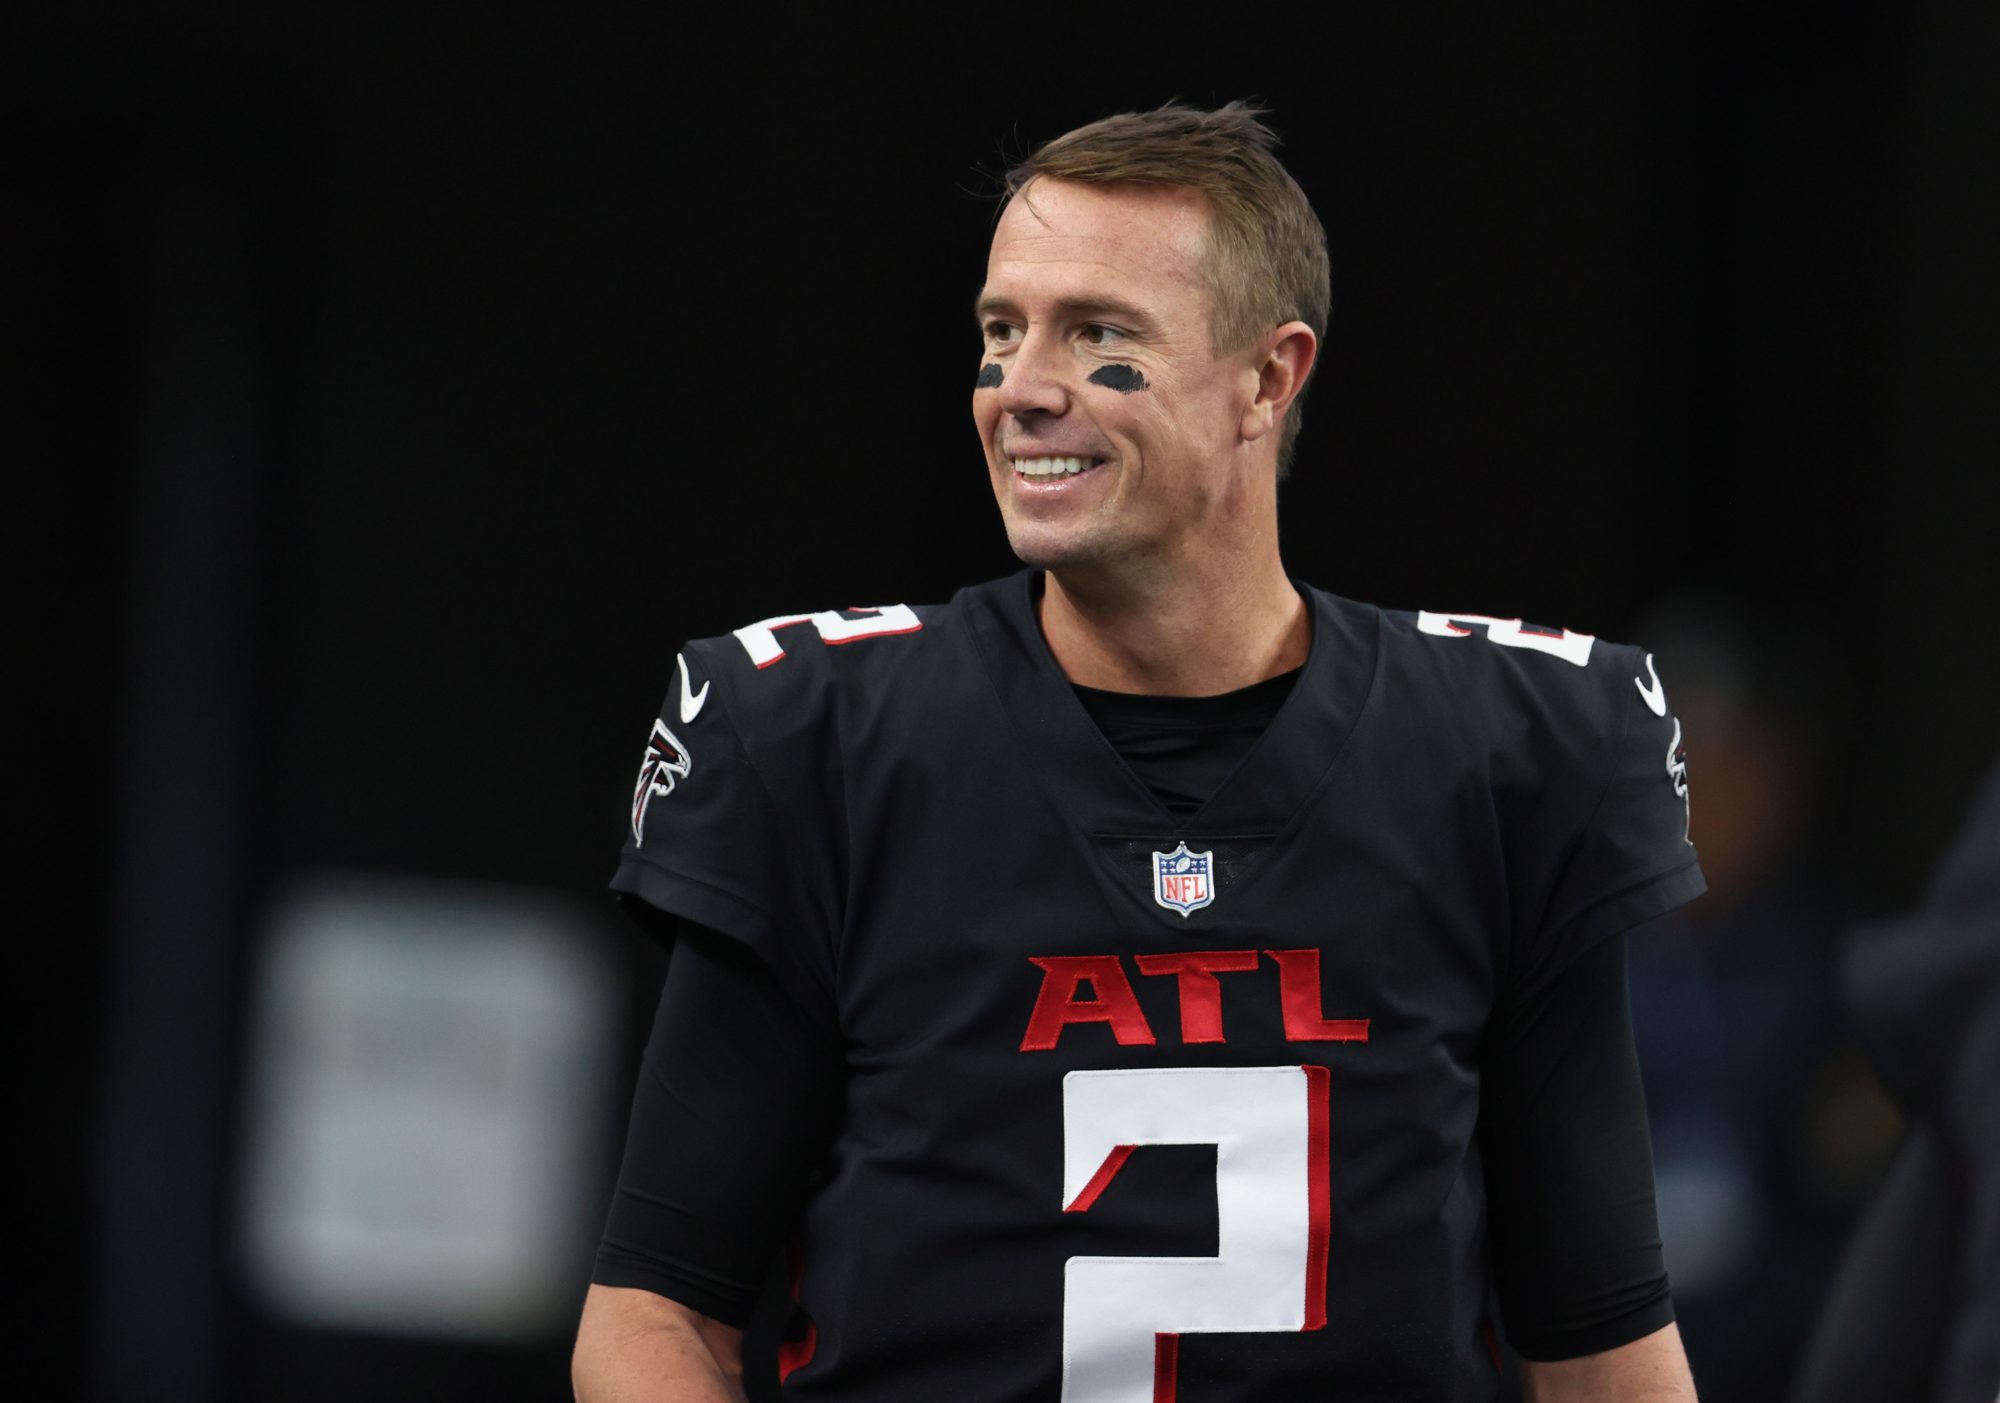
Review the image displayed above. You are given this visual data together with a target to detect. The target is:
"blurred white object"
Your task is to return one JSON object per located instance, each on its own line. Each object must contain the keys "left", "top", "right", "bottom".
{"left": 1650, "top": 1128, "right": 1760, "bottom": 1296}
{"left": 239, "top": 871, "right": 619, "bottom": 1339}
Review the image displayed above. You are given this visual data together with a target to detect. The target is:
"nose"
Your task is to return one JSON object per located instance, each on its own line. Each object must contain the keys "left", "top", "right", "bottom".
{"left": 995, "top": 327, "right": 1072, "bottom": 420}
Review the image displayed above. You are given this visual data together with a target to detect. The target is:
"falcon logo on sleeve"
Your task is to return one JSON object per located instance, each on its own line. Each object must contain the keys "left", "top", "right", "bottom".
{"left": 1667, "top": 716, "right": 1691, "bottom": 843}
{"left": 630, "top": 718, "right": 692, "bottom": 845}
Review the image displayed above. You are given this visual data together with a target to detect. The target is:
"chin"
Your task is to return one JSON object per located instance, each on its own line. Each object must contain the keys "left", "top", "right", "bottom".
{"left": 1002, "top": 518, "right": 1126, "bottom": 573}
{"left": 1002, "top": 520, "right": 1081, "bottom": 570}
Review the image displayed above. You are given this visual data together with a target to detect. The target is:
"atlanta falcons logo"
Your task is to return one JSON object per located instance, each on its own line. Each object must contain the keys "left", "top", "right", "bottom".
{"left": 1667, "top": 716, "right": 1691, "bottom": 843}
{"left": 631, "top": 718, "right": 692, "bottom": 845}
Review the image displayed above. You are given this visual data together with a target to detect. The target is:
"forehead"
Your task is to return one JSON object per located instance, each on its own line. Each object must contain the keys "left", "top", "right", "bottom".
{"left": 983, "top": 178, "right": 1213, "bottom": 310}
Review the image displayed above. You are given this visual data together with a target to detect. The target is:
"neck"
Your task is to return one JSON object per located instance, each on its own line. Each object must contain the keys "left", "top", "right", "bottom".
{"left": 1039, "top": 546, "right": 1308, "bottom": 696}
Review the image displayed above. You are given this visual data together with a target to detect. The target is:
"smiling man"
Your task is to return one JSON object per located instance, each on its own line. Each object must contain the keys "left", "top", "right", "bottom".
{"left": 575, "top": 102, "right": 1704, "bottom": 1402}
{"left": 975, "top": 175, "right": 1312, "bottom": 705}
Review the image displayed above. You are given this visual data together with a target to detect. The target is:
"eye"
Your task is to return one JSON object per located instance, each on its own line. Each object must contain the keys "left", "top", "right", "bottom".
{"left": 1081, "top": 324, "right": 1126, "bottom": 346}
{"left": 982, "top": 321, "right": 1020, "bottom": 346}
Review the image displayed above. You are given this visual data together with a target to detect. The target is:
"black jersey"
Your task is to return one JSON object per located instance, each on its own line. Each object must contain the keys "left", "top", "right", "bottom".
{"left": 611, "top": 570, "right": 1704, "bottom": 1402}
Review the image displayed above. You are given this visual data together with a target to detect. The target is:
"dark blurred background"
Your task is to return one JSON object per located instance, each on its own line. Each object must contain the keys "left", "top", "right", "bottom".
{"left": 13, "top": 4, "right": 1997, "bottom": 1400}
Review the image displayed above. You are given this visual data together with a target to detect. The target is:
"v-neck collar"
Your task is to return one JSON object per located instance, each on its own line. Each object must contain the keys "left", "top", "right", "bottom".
{"left": 965, "top": 570, "right": 1379, "bottom": 838}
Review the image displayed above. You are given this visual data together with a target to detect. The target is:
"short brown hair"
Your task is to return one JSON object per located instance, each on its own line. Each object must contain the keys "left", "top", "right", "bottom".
{"left": 1003, "top": 100, "right": 1330, "bottom": 477}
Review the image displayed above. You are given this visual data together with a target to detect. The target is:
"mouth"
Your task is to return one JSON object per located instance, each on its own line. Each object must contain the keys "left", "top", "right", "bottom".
{"left": 1011, "top": 454, "right": 1108, "bottom": 482}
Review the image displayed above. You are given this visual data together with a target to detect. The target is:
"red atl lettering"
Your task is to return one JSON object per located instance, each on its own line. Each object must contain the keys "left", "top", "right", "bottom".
{"left": 1021, "top": 948, "right": 1370, "bottom": 1050}
{"left": 1132, "top": 950, "right": 1260, "bottom": 1044}
{"left": 1263, "top": 948, "right": 1372, "bottom": 1042}
{"left": 1020, "top": 956, "right": 1158, "bottom": 1052}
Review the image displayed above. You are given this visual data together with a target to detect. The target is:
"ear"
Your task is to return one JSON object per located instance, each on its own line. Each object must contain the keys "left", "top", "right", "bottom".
{"left": 1239, "top": 321, "right": 1318, "bottom": 445}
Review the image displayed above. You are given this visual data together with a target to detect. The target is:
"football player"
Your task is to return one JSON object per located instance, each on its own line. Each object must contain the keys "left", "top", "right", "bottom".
{"left": 575, "top": 102, "right": 1704, "bottom": 1402}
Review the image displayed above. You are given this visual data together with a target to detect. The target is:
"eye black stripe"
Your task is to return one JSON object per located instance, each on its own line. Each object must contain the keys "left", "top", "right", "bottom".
{"left": 1087, "top": 364, "right": 1148, "bottom": 393}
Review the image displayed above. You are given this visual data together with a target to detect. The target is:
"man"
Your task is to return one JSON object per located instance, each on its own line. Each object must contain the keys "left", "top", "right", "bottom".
{"left": 575, "top": 102, "right": 1703, "bottom": 1402}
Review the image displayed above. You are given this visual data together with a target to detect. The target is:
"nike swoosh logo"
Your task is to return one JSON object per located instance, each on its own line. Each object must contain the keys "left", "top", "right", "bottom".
{"left": 1635, "top": 653, "right": 1667, "bottom": 717}
{"left": 677, "top": 652, "right": 710, "bottom": 723}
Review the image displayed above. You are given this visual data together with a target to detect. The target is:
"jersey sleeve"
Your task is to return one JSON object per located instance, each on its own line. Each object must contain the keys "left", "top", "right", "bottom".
{"left": 593, "top": 920, "right": 845, "bottom": 1326}
{"left": 610, "top": 638, "right": 839, "bottom": 1008}
{"left": 1518, "top": 645, "right": 1706, "bottom": 996}
{"left": 1481, "top": 931, "right": 1676, "bottom": 1359}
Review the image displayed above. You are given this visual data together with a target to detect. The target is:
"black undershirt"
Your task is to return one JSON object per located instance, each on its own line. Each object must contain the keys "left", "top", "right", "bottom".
{"left": 594, "top": 675, "right": 1674, "bottom": 1362}
{"left": 1071, "top": 668, "right": 1301, "bottom": 819}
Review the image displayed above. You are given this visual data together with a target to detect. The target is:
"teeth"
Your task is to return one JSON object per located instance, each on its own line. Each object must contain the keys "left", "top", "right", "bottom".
{"left": 1013, "top": 456, "right": 1099, "bottom": 478}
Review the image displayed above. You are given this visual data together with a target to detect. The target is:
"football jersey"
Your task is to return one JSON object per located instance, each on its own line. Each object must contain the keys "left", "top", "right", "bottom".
{"left": 612, "top": 570, "right": 1705, "bottom": 1402}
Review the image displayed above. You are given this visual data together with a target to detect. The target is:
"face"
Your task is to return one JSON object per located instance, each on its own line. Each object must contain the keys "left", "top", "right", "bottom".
{"left": 973, "top": 179, "right": 1266, "bottom": 575}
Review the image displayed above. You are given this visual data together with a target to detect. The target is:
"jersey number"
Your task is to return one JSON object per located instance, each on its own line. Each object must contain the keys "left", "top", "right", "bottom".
{"left": 731, "top": 605, "right": 921, "bottom": 668}
{"left": 1061, "top": 1065, "right": 1331, "bottom": 1403}
{"left": 1416, "top": 610, "right": 1594, "bottom": 666}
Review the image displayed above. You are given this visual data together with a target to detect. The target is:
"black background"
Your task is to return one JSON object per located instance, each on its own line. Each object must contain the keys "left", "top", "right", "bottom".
{"left": 13, "top": 3, "right": 1996, "bottom": 1399}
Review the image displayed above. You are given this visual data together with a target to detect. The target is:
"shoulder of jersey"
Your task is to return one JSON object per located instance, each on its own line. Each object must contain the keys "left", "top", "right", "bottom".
{"left": 1374, "top": 603, "right": 1649, "bottom": 735}
{"left": 677, "top": 594, "right": 959, "bottom": 735}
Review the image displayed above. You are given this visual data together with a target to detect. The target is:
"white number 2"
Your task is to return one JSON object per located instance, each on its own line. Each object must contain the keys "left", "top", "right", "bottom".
{"left": 731, "top": 604, "right": 922, "bottom": 668}
{"left": 1416, "top": 610, "right": 1594, "bottom": 666}
{"left": 1061, "top": 1065, "right": 1330, "bottom": 1403}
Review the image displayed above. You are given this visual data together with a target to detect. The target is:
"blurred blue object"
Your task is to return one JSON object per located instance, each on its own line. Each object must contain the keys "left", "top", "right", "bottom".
{"left": 1625, "top": 598, "right": 1884, "bottom": 1402}
{"left": 1790, "top": 761, "right": 2000, "bottom": 1403}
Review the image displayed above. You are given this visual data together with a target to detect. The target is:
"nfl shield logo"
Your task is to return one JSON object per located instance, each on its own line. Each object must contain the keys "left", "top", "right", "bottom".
{"left": 1152, "top": 841, "right": 1215, "bottom": 917}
